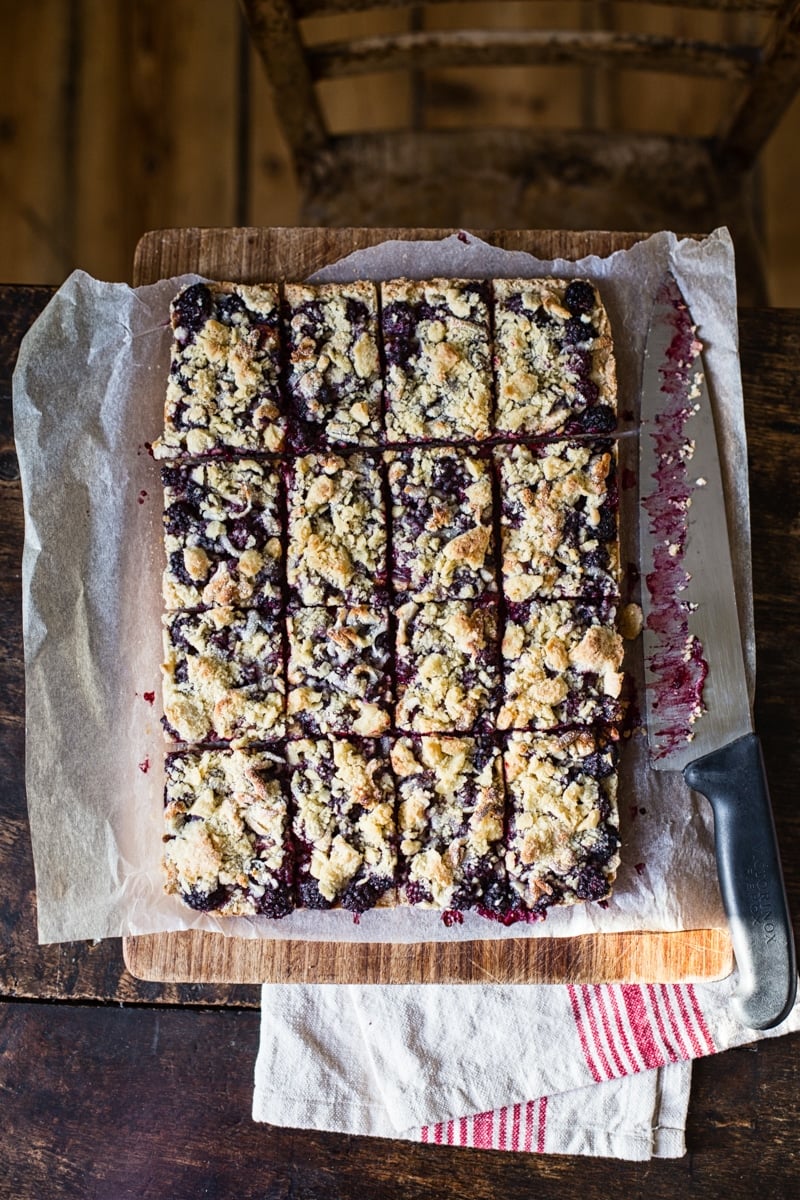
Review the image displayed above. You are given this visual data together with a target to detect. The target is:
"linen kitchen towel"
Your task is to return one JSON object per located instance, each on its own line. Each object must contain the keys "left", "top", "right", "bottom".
{"left": 253, "top": 973, "right": 800, "bottom": 1160}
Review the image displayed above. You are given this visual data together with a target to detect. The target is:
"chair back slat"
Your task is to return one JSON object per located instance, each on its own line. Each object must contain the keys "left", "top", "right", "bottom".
{"left": 308, "top": 28, "right": 760, "bottom": 82}
{"left": 240, "top": 0, "right": 330, "bottom": 161}
{"left": 293, "top": 0, "right": 781, "bottom": 17}
{"left": 714, "top": 0, "right": 800, "bottom": 167}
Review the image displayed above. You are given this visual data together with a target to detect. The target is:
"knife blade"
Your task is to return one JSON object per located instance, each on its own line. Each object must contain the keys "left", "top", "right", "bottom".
{"left": 639, "top": 274, "right": 796, "bottom": 1030}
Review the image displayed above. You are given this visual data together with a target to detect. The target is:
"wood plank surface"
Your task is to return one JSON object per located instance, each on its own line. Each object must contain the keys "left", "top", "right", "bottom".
{"left": 1, "top": 1000, "right": 797, "bottom": 1198}
{"left": 124, "top": 224, "right": 734, "bottom": 987}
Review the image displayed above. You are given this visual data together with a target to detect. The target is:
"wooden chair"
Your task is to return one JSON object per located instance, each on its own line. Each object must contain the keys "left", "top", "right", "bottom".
{"left": 240, "top": 0, "right": 800, "bottom": 303}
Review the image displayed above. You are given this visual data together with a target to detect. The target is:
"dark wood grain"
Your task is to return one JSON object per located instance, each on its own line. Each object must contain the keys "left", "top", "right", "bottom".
{"left": 0, "top": 1001, "right": 797, "bottom": 1199}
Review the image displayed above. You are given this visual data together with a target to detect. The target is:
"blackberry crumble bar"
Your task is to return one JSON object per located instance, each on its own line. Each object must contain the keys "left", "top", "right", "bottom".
{"left": 287, "top": 737, "right": 396, "bottom": 913}
{"left": 496, "top": 440, "right": 619, "bottom": 603}
{"left": 395, "top": 599, "right": 500, "bottom": 733}
{"left": 163, "top": 747, "right": 293, "bottom": 917}
{"left": 504, "top": 731, "right": 620, "bottom": 915}
{"left": 392, "top": 735, "right": 506, "bottom": 914}
{"left": 498, "top": 599, "right": 624, "bottom": 731}
{"left": 387, "top": 447, "right": 496, "bottom": 601}
{"left": 287, "top": 605, "right": 391, "bottom": 737}
{"left": 284, "top": 280, "right": 383, "bottom": 448}
{"left": 382, "top": 278, "right": 492, "bottom": 442}
{"left": 286, "top": 452, "right": 387, "bottom": 607}
{"left": 162, "top": 606, "right": 285, "bottom": 745}
{"left": 153, "top": 281, "right": 286, "bottom": 458}
{"left": 161, "top": 458, "right": 282, "bottom": 609}
{"left": 493, "top": 278, "right": 616, "bottom": 438}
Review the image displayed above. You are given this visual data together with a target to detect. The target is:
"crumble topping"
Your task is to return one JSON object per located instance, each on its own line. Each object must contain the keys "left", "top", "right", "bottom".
{"left": 288, "top": 737, "right": 396, "bottom": 912}
{"left": 387, "top": 447, "right": 496, "bottom": 601}
{"left": 382, "top": 278, "right": 492, "bottom": 442}
{"left": 287, "top": 452, "right": 387, "bottom": 607}
{"left": 392, "top": 735, "right": 506, "bottom": 911}
{"left": 287, "top": 605, "right": 391, "bottom": 736}
{"left": 395, "top": 600, "right": 500, "bottom": 732}
{"left": 154, "top": 274, "right": 626, "bottom": 920}
{"left": 153, "top": 282, "right": 286, "bottom": 458}
{"left": 499, "top": 599, "right": 623, "bottom": 730}
{"left": 285, "top": 280, "right": 383, "bottom": 447}
{"left": 161, "top": 458, "right": 282, "bottom": 609}
{"left": 496, "top": 440, "right": 619, "bottom": 602}
{"left": 163, "top": 747, "right": 293, "bottom": 917}
{"left": 504, "top": 731, "right": 620, "bottom": 913}
{"left": 162, "top": 606, "right": 285, "bottom": 745}
{"left": 493, "top": 278, "right": 616, "bottom": 438}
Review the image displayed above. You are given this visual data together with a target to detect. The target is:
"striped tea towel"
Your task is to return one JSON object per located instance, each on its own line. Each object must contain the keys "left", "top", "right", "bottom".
{"left": 253, "top": 973, "right": 800, "bottom": 1160}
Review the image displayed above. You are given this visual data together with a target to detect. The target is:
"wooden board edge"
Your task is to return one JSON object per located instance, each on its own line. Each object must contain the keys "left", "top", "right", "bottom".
{"left": 123, "top": 928, "right": 734, "bottom": 987}
{"left": 131, "top": 226, "right": 659, "bottom": 286}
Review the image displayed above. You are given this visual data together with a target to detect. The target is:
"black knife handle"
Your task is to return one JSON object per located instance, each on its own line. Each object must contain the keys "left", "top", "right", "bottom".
{"left": 684, "top": 733, "right": 797, "bottom": 1030}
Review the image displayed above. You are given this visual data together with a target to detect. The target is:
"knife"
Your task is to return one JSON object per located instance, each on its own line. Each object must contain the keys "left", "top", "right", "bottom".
{"left": 639, "top": 273, "right": 796, "bottom": 1030}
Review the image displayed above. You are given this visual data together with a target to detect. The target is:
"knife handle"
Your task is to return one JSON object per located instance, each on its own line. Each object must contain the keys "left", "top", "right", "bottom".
{"left": 684, "top": 733, "right": 797, "bottom": 1030}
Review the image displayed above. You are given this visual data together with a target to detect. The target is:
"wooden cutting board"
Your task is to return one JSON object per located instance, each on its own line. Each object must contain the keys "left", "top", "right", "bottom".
{"left": 123, "top": 225, "right": 733, "bottom": 986}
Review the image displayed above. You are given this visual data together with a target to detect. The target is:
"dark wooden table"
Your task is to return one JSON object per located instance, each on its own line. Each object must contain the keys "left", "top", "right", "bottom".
{"left": 1, "top": 285, "right": 798, "bottom": 1199}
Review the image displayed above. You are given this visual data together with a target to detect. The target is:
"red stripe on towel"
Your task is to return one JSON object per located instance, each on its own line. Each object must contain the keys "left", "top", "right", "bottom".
{"left": 593, "top": 985, "right": 628, "bottom": 1078}
{"left": 537, "top": 1096, "right": 548, "bottom": 1153}
{"left": 524, "top": 1099, "right": 535, "bottom": 1152}
{"left": 568, "top": 984, "right": 603, "bottom": 1082}
{"left": 620, "top": 984, "right": 665, "bottom": 1069}
{"left": 688, "top": 984, "right": 717, "bottom": 1054}
{"left": 473, "top": 1110, "right": 494, "bottom": 1149}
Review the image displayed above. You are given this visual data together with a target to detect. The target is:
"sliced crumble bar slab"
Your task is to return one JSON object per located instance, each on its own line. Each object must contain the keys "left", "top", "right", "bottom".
{"left": 395, "top": 599, "right": 500, "bottom": 733}
{"left": 287, "top": 605, "right": 391, "bottom": 737}
{"left": 496, "top": 440, "right": 619, "bottom": 603}
{"left": 163, "top": 747, "right": 293, "bottom": 917}
{"left": 499, "top": 599, "right": 623, "bottom": 731}
{"left": 493, "top": 278, "right": 616, "bottom": 438}
{"left": 386, "top": 447, "right": 496, "bottom": 601}
{"left": 392, "top": 735, "right": 506, "bottom": 914}
{"left": 286, "top": 451, "right": 387, "bottom": 607}
{"left": 287, "top": 737, "right": 396, "bottom": 913}
{"left": 382, "top": 278, "right": 492, "bottom": 442}
{"left": 284, "top": 280, "right": 382, "bottom": 448}
{"left": 161, "top": 458, "right": 282, "bottom": 609}
{"left": 162, "top": 606, "right": 285, "bottom": 745}
{"left": 504, "top": 730, "right": 620, "bottom": 916}
{"left": 153, "top": 281, "right": 286, "bottom": 459}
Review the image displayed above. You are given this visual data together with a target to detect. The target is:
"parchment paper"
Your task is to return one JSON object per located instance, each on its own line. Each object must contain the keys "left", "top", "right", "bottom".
{"left": 13, "top": 228, "right": 751, "bottom": 945}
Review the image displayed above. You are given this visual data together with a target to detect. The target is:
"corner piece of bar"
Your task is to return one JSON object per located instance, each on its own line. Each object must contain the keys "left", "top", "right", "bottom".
{"left": 163, "top": 746, "right": 294, "bottom": 917}
{"left": 287, "top": 737, "right": 396, "bottom": 914}
{"left": 153, "top": 281, "right": 286, "bottom": 459}
{"left": 493, "top": 278, "right": 616, "bottom": 439}
{"left": 503, "top": 730, "right": 620, "bottom": 916}
{"left": 392, "top": 735, "right": 506, "bottom": 914}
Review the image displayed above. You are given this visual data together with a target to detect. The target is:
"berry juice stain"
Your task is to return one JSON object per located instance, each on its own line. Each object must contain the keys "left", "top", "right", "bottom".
{"left": 641, "top": 277, "right": 709, "bottom": 758}
{"left": 138, "top": 757, "right": 150, "bottom": 774}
